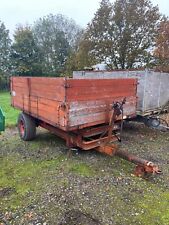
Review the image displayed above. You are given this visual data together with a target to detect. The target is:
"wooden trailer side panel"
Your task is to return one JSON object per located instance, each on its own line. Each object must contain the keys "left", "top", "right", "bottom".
{"left": 66, "top": 79, "right": 137, "bottom": 128}
{"left": 66, "top": 79, "right": 136, "bottom": 101}
{"left": 11, "top": 77, "right": 67, "bottom": 128}
{"left": 11, "top": 77, "right": 137, "bottom": 131}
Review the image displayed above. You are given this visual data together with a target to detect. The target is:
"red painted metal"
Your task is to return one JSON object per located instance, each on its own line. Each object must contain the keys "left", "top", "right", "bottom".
{"left": 96, "top": 145, "right": 161, "bottom": 176}
{"left": 115, "top": 149, "right": 161, "bottom": 176}
{"left": 39, "top": 121, "right": 120, "bottom": 150}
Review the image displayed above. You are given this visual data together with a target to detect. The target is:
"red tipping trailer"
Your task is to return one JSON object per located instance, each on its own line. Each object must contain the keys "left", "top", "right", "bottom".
{"left": 11, "top": 77, "right": 137, "bottom": 131}
{"left": 11, "top": 77, "right": 161, "bottom": 176}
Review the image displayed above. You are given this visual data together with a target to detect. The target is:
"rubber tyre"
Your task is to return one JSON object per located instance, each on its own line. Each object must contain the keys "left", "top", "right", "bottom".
{"left": 146, "top": 117, "right": 160, "bottom": 128}
{"left": 18, "top": 113, "right": 36, "bottom": 141}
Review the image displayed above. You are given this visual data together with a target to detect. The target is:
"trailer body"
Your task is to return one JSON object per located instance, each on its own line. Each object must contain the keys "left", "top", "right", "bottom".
{"left": 11, "top": 77, "right": 137, "bottom": 132}
{"left": 73, "top": 70, "right": 169, "bottom": 116}
{"left": 10, "top": 77, "right": 161, "bottom": 176}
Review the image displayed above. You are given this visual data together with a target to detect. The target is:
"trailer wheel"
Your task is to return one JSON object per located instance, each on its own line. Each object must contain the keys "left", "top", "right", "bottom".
{"left": 18, "top": 113, "right": 36, "bottom": 141}
{"left": 146, "top": 117, "right": 160, "bottom": 128}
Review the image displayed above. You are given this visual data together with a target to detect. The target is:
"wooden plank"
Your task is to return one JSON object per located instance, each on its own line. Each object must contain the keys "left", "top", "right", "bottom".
{"left": 31, "top": 82, "right": 64, "bottom": 89}
{"left": 12, "top": 86, "right": 29, "bottom": 95}
{"left": 29, "top": 77, "right": 65, "bottom": 86}
{"left": 67, "top": 86, "right": 135, "bottom": 95}
{"left": 13, "top": 103, "right": 66, "bottom": 127}
{"left": 13, "top": 83, "right": 29, "bottom": 89}
{"left": 12, "top": 76, "right": 65, "bottom": 84}
{"left": 67, "top": 78, "right": 136, "bottom": 87}
{"left": 67, "top": 94, "right": 135, "bottom": 102}
{"left": 68, "top": 96, "right": 137, "bottom": 127}
{"left": 69, "top": 111, "right": 107, "bottom": 127}
{"left": 12, "top": 77, "right": 28, "bottom": 83}
{"left": 67, "top": 90, "right": 136, "bottom": 101}
{"left": 11, "top": 77, "right": 66, "bottom": 101}
{"left": 69, "top": 99, "right": 137, "bottom": 118}
{"left": 30, "top": 89, "right": 65, "bottom": 101}
{"left": 38, "top": 109, "right": 66, "bottom": 127}
{"left": 66, "top": 78, "right": 137, "bottom": 102}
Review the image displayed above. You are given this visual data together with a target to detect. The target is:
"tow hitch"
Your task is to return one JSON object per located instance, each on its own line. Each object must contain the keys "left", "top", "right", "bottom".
{"left": 96, "top": 99, "right": 161, "bottom": 177}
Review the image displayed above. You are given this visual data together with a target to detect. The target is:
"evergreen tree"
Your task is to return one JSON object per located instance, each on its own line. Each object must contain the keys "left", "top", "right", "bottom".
{"left": 0, "top": 21, "right": 11, "bottom": 75}
{"left": 11, "top": 26, "right": 42, "bottom": 76}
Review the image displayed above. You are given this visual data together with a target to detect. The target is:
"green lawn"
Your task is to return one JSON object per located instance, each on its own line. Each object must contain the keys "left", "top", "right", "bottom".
{"left": 0, "top": 92, "right": 19, "bottom": 127}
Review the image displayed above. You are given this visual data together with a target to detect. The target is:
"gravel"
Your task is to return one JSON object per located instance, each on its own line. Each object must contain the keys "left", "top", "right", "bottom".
{"left": 0, "top": 121, "right": 169, "bottom": 225}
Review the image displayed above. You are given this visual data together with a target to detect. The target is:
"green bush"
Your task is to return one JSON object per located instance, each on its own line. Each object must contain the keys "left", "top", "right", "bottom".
{"left": 0, "top": 75, "right": 10, "bottom": 91}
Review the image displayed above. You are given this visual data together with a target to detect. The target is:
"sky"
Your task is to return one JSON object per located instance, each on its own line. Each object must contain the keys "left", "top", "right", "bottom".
{"left": 0, "top": 0, "right": 169, "bottom": 35}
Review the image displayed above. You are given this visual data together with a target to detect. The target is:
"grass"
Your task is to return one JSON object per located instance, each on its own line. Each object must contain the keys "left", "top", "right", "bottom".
{"left": 0, "top": 92, "right": 19, "bottom": 127}
{"left": 69, "top": 162, "right": 96, "bottom": 177}
{"left": 0, "top": 91, "right": 169, "bottom": 224}
{"left": 0, "top": 154, "right": 66, "bottom": 209}
{"left": 136, "top": 191, "right": 169, "bottom": 225}
{"left": 0, "top": 126, "right": 169, "bottom": 224}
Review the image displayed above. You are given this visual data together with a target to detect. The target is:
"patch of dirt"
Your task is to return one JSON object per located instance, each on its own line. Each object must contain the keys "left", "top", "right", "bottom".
{"left": 0, "top": 187, "right": 16, "bottom": 198}
{"left": 59, "top": 209, "right": 101, "bottom": 225}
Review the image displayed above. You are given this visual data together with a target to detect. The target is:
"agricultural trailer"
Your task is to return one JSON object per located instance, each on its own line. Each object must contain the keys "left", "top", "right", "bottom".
{"left": 73, "top": 69, "right": 169, "bottom": 130}
{"left": 10, "top": 77, "right": 161, "bottom": 176}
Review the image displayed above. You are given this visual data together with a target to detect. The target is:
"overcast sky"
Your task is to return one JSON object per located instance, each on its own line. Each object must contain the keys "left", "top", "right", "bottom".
{"left": 0, "top": 0, "right": 169, "bottom": 35}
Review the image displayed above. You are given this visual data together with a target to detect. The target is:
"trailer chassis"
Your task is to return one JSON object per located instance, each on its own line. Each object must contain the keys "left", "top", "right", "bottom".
{"left": 38, "top": 99, "right": 161, "bottom": 177}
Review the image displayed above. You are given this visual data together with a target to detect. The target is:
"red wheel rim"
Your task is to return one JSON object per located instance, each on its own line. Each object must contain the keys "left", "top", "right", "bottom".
{"left": 19, "top": 120, "right": 25, "bottom": 137}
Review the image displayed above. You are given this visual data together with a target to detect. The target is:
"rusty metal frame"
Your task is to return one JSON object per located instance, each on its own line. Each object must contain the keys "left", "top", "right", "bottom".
{"left": 39, "top": 121, "right": 120, "bottom": 150}
{"left": 40, "top": 121, "right": 161, "bottom": 177}
{"left": 115, "top": 149, "right": 161, "bottom": 176}
{"left": 39, "top": 98, "right": 161, "bottom": 177}
{"left": 40, "top": 98, "right": 161, "bottom": 177}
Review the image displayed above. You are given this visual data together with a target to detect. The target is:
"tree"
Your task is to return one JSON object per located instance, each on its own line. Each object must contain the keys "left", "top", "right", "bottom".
{"left": 0, "top": 21, "right": 11, "bottom": 90}
{"left": 112, "top": 0, "right": 160, "bottom": 69}
{"left": 76, "top": 0, "right": 160, "bottom": 69}
{"left": 154, "top": 19, "right": 169, "bottom": 72}
{"left": 43, "top": 14, "right": 82, "bottom": 49}
{"left": 33, "top": 14, "right": 82, "bottom": 76}
{"left": 11, "top": 26, "right": 42, "bottom": 76}
{"left": 0, "top": 21, "right": 11, "bottom": 75}
{"left": 75, "top": 0, "right": 113, "bottom": 69}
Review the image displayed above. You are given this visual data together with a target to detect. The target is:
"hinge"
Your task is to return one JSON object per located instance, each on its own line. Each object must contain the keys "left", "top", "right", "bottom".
{"left": 64, "top": 84, "right": 71, "bottom": 88}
